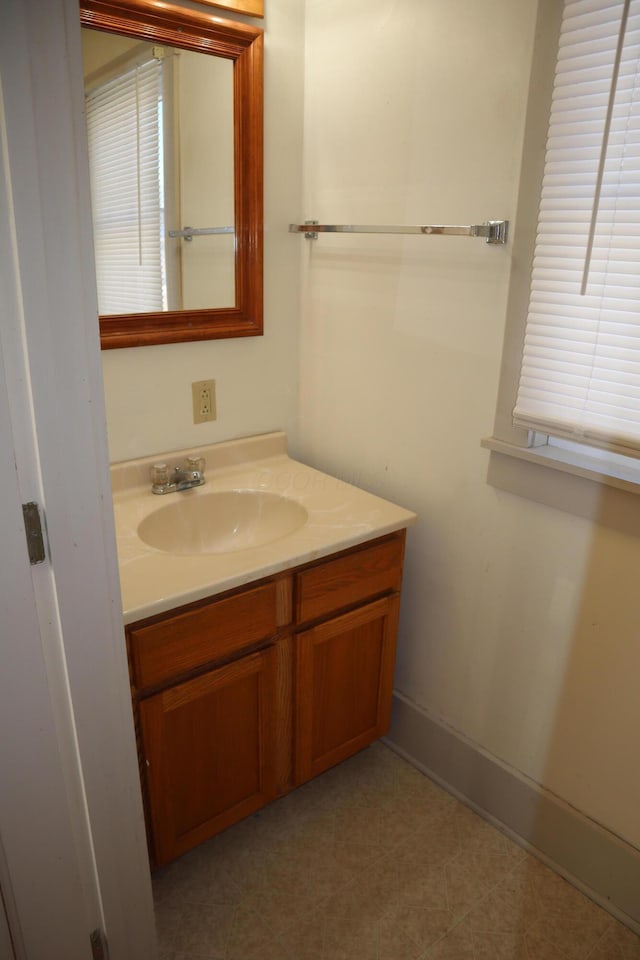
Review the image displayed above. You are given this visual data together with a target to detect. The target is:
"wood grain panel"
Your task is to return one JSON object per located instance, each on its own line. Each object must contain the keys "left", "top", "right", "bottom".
{"left": 275, "top": 575, "right": 292, "bottom": 627}
{"left": 294, "top": 595, "right": 401, "bottom": 784}
{"left": 196, "top": 0, "right": 264, "bottom": 17}
{"left": 140, "top": 647, "right": 277, "bottom": 865}
{"left": 274, "top": 633, "right": 294, "bottom": 795}
{"left": 128, "top": 581, "right": 279, "bottom": 690}
{"left": 296, "top": 533, "right": 405, "bottom": 624}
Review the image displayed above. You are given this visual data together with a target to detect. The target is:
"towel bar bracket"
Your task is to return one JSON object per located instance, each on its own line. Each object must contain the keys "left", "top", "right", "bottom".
{"left": 477, "top": 220, "right": 509, "bottom": 244}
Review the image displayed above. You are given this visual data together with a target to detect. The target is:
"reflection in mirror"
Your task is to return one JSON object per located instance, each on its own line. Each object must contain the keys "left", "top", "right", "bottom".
{"left": 82, "top": 31, "right": 236, "bottom": 314}
{"left": 79, "top": 1, "right": 263, "bottom": 350}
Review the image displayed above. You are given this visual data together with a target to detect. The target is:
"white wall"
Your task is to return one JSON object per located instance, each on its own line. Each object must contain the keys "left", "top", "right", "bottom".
{"left": 297, "top": 0, "right": 640, "bottom": 850}
{"left": 101, "top": 0, "right": 305, "bottom": 462}
{"left": 178, "top": 52, "right": 236, "bottom": 310}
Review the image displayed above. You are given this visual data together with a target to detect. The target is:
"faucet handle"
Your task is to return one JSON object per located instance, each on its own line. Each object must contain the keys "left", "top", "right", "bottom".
{"left": 150, "top": 462, "right": 170, "bottom": 485}
{"left": 186, "top": 455, "right": 205, "bottom": 474}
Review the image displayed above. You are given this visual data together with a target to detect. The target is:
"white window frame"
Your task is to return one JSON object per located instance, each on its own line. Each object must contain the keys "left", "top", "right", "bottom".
{"left": 485, "top": 0, "right": 640, "bottom": 509}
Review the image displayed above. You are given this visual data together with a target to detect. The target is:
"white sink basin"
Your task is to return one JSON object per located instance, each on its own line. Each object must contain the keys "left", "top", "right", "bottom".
{"left": 137, "top": 490, "right": 308, "bottom": 555}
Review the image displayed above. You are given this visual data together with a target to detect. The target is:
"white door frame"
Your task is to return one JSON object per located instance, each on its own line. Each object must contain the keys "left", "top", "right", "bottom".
{"left": 0, "top": 1, "right": 156, "bottom": 956}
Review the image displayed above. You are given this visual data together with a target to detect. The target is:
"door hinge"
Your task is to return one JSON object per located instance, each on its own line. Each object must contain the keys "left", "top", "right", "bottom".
{"left": 21, "top": 502, "right": 46, "bottom": 565}
{"left": 90, "top": 928, "right": 109, "bottom": 960}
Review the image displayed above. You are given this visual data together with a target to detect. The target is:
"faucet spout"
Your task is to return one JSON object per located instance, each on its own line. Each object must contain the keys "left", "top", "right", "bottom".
{"left": 174, "top": 467, "right": 204, "bottom": 490}
{"left": 150, "top": 456, "right": 206, "bottom": 494}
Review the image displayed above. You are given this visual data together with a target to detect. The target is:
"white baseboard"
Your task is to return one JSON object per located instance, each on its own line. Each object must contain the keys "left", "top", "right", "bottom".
{"left": 385, "top": 691, "right": 640, "bottom": 933}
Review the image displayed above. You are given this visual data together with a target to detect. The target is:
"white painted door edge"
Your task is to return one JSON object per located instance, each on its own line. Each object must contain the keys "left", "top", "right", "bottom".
{"left": 0, "top": 1, "right": 157, "bottom": 956}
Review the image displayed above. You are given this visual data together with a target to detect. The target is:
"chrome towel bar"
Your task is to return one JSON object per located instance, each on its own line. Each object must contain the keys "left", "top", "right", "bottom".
{"left": 168, "top": 226, "right": 235, "bottom": 241}
{"left": 289, "top": 220, "right": 509, "bottom": 244}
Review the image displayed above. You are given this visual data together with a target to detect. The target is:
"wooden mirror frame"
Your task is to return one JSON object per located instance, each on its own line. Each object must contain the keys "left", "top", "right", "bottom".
{"left": 195, "top": 0, "right": 264, "bottom": 16}
{"left": 80, "top": 0, "right": 263, "bottom": 349}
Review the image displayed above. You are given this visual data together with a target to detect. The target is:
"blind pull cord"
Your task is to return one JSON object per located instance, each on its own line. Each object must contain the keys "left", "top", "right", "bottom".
{"left": 580, "top": 0, "right": 631, "bottom": 296}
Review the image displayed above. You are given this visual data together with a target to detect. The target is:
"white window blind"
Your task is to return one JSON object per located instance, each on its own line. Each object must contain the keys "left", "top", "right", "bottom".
{"left": 513, "top": 0, "right": 640, "bottom": 457}
{"left": 85, "top": 56, "right": 165, "bottom": 314}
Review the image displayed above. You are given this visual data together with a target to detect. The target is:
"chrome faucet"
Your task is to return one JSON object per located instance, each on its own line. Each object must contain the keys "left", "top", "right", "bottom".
{"left": 150, "top": 456, "right": 206, "bottom": 495}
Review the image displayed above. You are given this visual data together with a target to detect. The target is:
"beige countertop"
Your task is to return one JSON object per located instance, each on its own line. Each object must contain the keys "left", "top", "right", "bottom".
{"left": 111, "top": 432, "right": 417, "bottom": 625}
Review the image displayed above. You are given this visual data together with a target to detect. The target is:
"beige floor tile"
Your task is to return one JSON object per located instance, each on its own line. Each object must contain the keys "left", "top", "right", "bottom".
{"left": 241, "top": 886, "right": 320, "bottom": 936}
{"left": 161, "top": 955, "right": 227, "bottom": 960}
{"left": 527, "top": 914, "right": 613, "bottom": 960}
{"left": 462, "top": 865, "right": 542, "bottom": 936}
{"left": 376, "top": 920, "right": 425, "bottom": 960}
{"left": 277, "top": 911, "right": 326, "bottom": 959}
{"left": 149, "top": 743, "right": 637, "bottom": 960}
{"left": 155, "top": 901, "right": 193, "bottom": 949}
{"left": 225, "top": 907, "right": 290, "bottom": 960}
{"left": 389, "top": 856, "right": 449, "bottom": 912}
{"left": 331, "top": 837, "right": 387, "bottom": 872}
{"left": 525, "top": 857, "right": 609, "bottom": 924}
{"left": 322, "top": 859, "right": 402, "bottom": 921}
{"left": 323, "top": 901, "right": 380, "bottom": 948}
{"left": 333, "top": 799, "right": 384, "bottom": 844}
{"left": 395, "top": 807, "right": 464, "bottom": 865}
{"left": 323, "top": 897, "right": 428, "bottom": 960}
{"left": 159, "top": 954, "right": 218, "bottom": 960}
{"left": 185, "top": 824, "right": 269, "bottom": 896}
{"left": 471, "top": 927, "right": 530, "bottom": 960}
{"left": 261, "top": 841, "right": 355, "bottom": 905}
{"left": 376, "top": 808, "right": 461, "bottom": 869}
{"left": 453, "top": 803, "right": 526, "bottom": 863}
{"left": 152, "top": 843, "right": 261, "bottom": 908}
{"left": 332, "top": 935, "right": 379, "bottom": 960}
{"left": 523, "top": 925, "right": 573, "bottom": 960}
{"left": 152, "top": 854, "right": 229, "bottom": 907}
{"left": 379, "top": 901, "right": 454, "bottom": 951}
{"left": 272, "top": 810, "right": 337, "bottom": 861}
{"left": 423, "top": 920, "right": 476, "bottom": 960}
{"left": 158, "top": 901, "right": 233, "bottom": 957}
{"left": 589, "top": 922, "right": 640, "bottom": 960}
{"left": 444, "top": 843, "right": 521, "bottom": 920}
{"left": 384, "top": 769, "right": 457, "bottom": 824}
{"left": 509, "top": 859, "right": 614, "bottom": 960}
{"left": 374, "top": 808, "right": 427, "bottom": 856}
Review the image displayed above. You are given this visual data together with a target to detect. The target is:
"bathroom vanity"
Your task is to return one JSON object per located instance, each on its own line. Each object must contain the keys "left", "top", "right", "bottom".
{"left": 112, "top": 433, "right": 416, "bottom": 866}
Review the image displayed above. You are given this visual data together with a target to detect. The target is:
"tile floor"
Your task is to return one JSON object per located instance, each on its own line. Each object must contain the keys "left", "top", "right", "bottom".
{"left": 153, "top": 742, "right": 640, "bottom": 960}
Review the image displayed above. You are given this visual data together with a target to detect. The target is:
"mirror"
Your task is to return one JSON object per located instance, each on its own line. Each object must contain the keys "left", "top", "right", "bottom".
{"left": 82, "top": 32, "right": 236, "bottom": 314}
{"left": 80, "top": 0, "right": 263, "bottom": 349}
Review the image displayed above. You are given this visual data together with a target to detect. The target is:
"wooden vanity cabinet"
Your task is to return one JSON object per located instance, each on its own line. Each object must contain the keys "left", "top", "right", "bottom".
{"left": 126, "top": 530, "right": 406, "bottom": 867}
{"left": 127, "top": 578, "right": 290, "bottom": 867}
{"left": 139, "top": 646, "right": 277, "bottom": 865}
{"left": 294, "top": 594, "right": 400, "bottom": 784}
{"left": 293, "top": 534, "right": 404, "bottom": 784}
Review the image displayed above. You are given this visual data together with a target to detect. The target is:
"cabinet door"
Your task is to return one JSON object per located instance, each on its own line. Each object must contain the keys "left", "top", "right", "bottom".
{"left": 295, "top": 595, "right": 400, "bottom": 784}
{"left": 139, "top": 646, "right": 277, "bottom": 866}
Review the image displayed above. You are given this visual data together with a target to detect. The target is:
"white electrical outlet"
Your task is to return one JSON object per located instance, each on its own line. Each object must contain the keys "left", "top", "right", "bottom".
{"left": 192, "top": 380, "right": 216, "bottom": 423}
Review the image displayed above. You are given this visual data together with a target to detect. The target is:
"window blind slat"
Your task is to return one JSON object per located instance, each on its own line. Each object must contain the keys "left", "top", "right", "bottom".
{"left": 513, "top": 0, "right": 640, "bottom": 454}
{"left": 85, "top": 56, "right": 164, "bottom": 314}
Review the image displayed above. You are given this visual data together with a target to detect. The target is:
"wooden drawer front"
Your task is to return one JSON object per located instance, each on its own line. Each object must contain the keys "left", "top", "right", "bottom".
{"left": 129, "top": 581, "right": 282, "bottom": 690}
{"left": 295, "top": 534, "right": 404, "bottom": 624}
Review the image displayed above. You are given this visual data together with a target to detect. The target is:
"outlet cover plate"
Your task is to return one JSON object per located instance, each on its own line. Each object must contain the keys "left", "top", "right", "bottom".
{"left": 192, "top": 380, "right": 216, "bottom": 423}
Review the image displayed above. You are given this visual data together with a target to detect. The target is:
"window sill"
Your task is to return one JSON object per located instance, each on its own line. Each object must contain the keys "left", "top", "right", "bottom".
{"left": 482, "top": 437, "right": 640, "bottom": 495}
{"left": 481, "top": 437, "right": 640, "bottom": 535}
